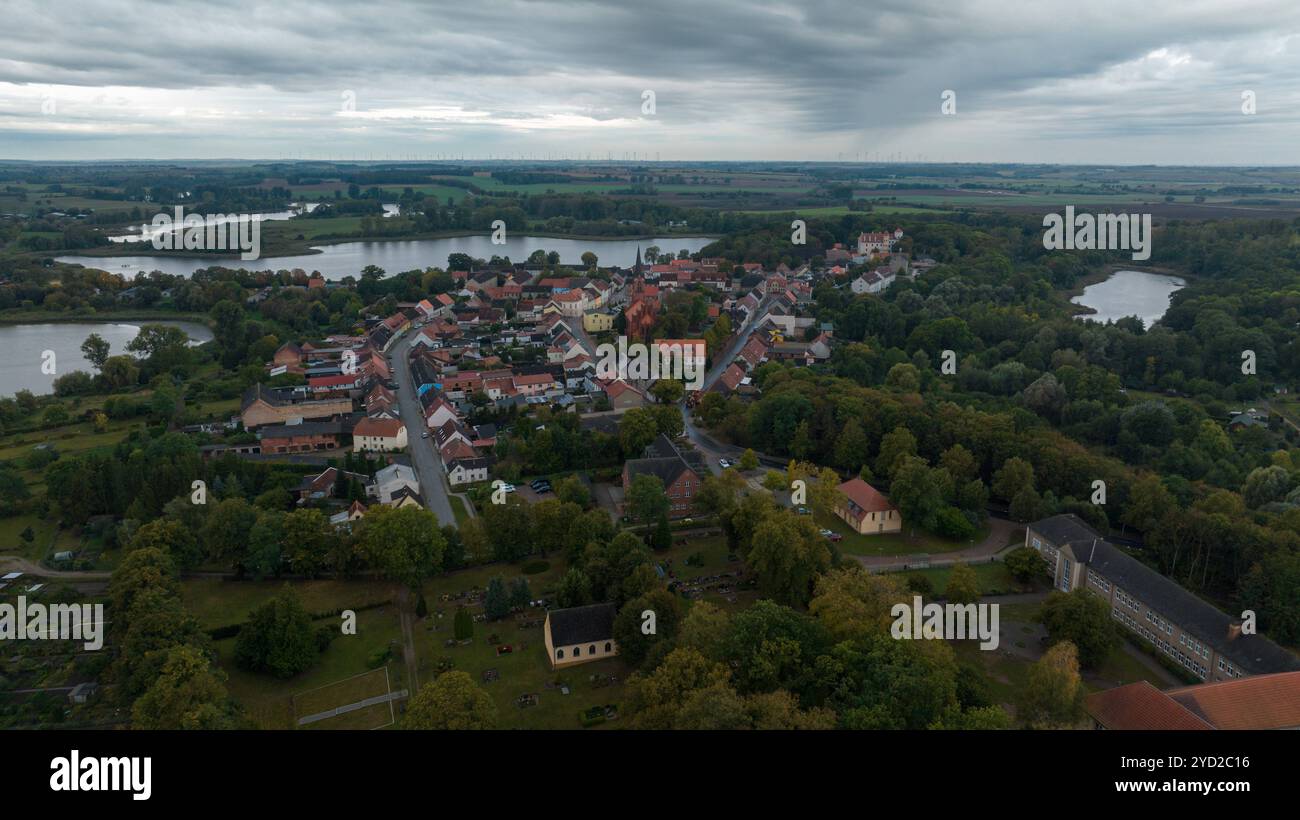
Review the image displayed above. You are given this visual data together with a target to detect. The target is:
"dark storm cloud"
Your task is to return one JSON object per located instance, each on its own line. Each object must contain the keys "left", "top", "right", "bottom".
{"left": 3, "top": 0, "right": 1300, "bottom": 161}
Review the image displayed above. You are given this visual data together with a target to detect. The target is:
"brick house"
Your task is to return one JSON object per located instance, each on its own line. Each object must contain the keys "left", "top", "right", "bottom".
{"left": 258, "top": 420, "right": 343, "bottom": 454}
{"left": 241, "top": 384, "right": 352, "bottom": 429}
{"left": 622, "top": 434, "right": 704, "bottom": 519}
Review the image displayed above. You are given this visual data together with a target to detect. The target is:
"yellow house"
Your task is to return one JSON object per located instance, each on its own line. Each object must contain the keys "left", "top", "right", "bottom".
{"left": 544, "top": 603, "right": 618, "bottom": 669}
{"left": 583, "top": 309, "right": 615, "bottom": 333}
{"left": 834, "top": 477, "right": 902, "bottom": 535}
{"left": 388, "top": 486, "right": 425, "bottom": 510}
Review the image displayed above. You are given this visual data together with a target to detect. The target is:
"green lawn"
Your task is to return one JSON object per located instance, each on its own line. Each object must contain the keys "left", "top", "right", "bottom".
{"left": 815, "top": 510, "right": 981, "bottom": 557}
{"left": 738, "top": 204, "right": 945, "bottom": 216}
{"left": 181, "top": 578, "right": 396, "bottom": 630}
{"left": 0, "top": 514, "right": 60, "bottom": 561}
{"left": 448, "top": 494, "right": 471, "bottom": 527}
{"left": 0, "top": 419, "right": 140, "bottom": 462}
{"left": 214, "top": 605, "right": 406, "bottom": 729}
{"left": 178, "top": 524, "right": 750, "bottom": 729}
{"left": 894, "top": 562, "right": 1031, "bottom": 597}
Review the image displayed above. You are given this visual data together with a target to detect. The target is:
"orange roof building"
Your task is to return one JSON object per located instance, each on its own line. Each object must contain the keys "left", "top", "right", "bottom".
{"left": 833, "top": 477, "right": 901, "bottom": 535}
{"left": 1085, "top": 672, "right": 1300, "bottom": 730}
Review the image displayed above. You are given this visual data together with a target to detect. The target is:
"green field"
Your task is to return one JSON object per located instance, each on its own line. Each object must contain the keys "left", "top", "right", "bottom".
{"left": 894, "top": 562, "right": 1031, "bottom": 597}
{"left": 213, "top": 604, "right": 406, "bottom": 729}
{"left": 815, "top": 509, "right": 982, "bottom": 557}
{"left": 182, "top": 578, "right": 396, "bottom": 630}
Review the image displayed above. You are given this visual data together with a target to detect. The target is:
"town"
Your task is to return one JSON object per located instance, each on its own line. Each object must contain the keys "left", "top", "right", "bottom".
{"left": 2, "top": 180, "right": 1298, "bottom": 737}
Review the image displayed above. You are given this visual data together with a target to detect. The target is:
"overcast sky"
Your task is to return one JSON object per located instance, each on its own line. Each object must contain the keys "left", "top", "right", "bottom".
{"left": 4, "top": 0, "right": 1300, "bottom": 164}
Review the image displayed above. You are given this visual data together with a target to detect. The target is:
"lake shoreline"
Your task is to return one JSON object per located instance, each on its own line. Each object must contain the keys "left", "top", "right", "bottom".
{"left": 0, "top": 319, "right": 215, "bottom": 397}
{"left": 0, "top": 311, "right": 213, "bottom": 328}
{"left": 1069, "top": 266, "right": 1187, "bottom": 326}
{"left": 42, "top": 228, "right": 723, "bottom": 263}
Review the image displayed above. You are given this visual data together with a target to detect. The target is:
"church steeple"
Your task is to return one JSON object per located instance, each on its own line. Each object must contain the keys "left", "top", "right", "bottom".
{"left": 634, "top": 245, "right": 643, "bottom": 276}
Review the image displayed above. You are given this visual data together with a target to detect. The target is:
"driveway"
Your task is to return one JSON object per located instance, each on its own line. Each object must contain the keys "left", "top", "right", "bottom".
{"left": 388, "top": 333, "right": 458, "bottom": 527}
{"left": 852, "top": 517, "right": 1019, "bottom": 570}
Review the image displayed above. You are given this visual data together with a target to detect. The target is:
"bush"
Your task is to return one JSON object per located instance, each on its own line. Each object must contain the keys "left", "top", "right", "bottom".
{"left": 453, "top": 607, "right": 474, "bottom": 640}
{"left": 934, "top": 506, "right": 976, "bottom": 540}
{"left": 905, "top": 574, "right": 933, "bottom": 595}
{"left": 233, "top": 588, "right": 320, "bottom": 679}
{"left": 1004, "top": 546, "right": 1048, "bottom": 583}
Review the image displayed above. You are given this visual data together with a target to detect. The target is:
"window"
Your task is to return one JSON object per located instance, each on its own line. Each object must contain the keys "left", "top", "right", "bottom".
{"left": 605, "top": 642, "right": 612, "bottom": 652}
{"left": 573, "top": 646, "right": 581, "bottom": 657}
{"left": 589, "top": 645, "right": 596, "bottom": 654}
{"left": 556, "top": 649, "right": 564, "bottom": 660}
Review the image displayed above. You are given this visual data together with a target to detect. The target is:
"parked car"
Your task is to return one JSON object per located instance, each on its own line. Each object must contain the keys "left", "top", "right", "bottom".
{"left": 421, "top": 431, "right": 429, "bottom": 439}
{"left": 718, "top": 458, "right": 731, "bottom": 469}
{"left": 819, "top": 528, "right": 843, "bottom": 542}
{"left": 499, "top": 483, "right": 517, "bottom": 493}
{"left": 796, "top": 506, "right": 811, "bottom": 515}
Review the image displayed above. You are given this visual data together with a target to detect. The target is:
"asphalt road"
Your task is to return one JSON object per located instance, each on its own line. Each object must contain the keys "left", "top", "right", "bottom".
{"left": 680, "top": 296, "right": 776, "bottom": 474}
{"left": 389, "top": 331, "right": 458, "bottom": 527}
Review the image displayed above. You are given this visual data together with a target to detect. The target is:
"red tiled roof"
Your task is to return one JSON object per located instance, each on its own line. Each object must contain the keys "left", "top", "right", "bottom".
{"left": 719, "top": 363, "right": 746, "bottom": 391}
{"left": 837, "top": 478, "right": 894, "bottom": 513}
{"left": 354, "top": 417, "right": 404, "bottom": 439}
{"left": 1084, "top": 681, "right": 1213, "bottom": 730}
{"left": 1167, "top": 671, "right": 1300, "bottom": 730}
{"left": 308, "top": 374, "right": 359, "bottom": 388}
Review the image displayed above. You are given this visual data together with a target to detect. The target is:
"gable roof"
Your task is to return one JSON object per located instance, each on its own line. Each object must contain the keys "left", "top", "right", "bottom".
{"left": 1084, "top": 681, "right": 1213, "bottom": 730}
{"left": 625, "top": 436, "right": 702, "bottom": 488}
{"left": 1034, "top": 515, "right": 1300, "bottom": 676}
{"left": 354, "top": 417, "right": 404, "bottom": 439}
{"left": 837, "top": 477, "right": 894, "bottom": 512}
{"left": 1167, "top": 671, "right": 1300, "bottom": 729}
{"left": 547, "top": 603, "right": 616, "bottom": 646}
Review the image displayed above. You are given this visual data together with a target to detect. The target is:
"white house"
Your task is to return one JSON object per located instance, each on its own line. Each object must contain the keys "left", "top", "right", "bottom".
{"left": 370, "top": 463, "right": 420, "bottom": 504}
{"left": 353, "top": 417, "right": 408, "bottom": 452}
{"left": 447, "top": 456, "right": 492, "bottom": 486}
{"left": 424, "top": 396, "right": 459, "bottom": 430}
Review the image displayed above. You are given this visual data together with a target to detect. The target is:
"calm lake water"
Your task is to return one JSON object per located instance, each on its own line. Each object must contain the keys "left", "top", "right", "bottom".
{"left": 106, "top": 202, "right": 325, "bottom": 244}
{"left": 0, "top": 321, "right": 213, "bottom": 397}
{"left": 57, "top": 234, "right": 714, "bottom": 280}
{"left": 1072, "top": 269, "right": 1186, "bottom": 327}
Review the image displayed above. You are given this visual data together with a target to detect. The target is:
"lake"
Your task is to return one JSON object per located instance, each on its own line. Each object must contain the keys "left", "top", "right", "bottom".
{"left": 106, "top": 202, "right": 324, "bottom": 244}
{"left": 1072, "top": 269, "right": 1186, "bottom": 327}
{"left": 57, "top": 234, "right": 715, "bottom": 280}
{"left": 0, "top": 321, "right": 213, "bottom": 397}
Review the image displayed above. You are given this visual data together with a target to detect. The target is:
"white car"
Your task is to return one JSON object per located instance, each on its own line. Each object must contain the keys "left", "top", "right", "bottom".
{"left": 719, "top": 458, "right": 731, "bottom": 469}
{"left": 421, "top": 431, "right": 429, "bottom": 439}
